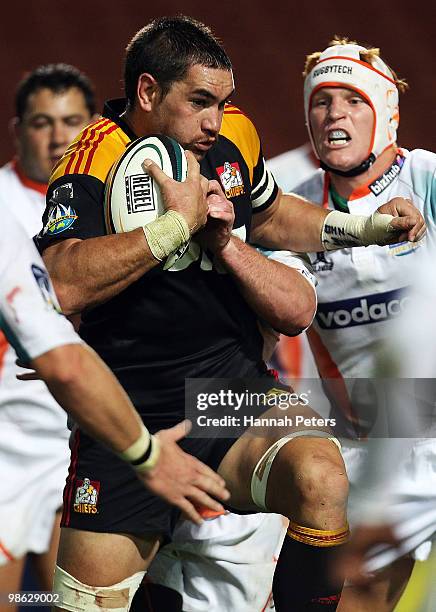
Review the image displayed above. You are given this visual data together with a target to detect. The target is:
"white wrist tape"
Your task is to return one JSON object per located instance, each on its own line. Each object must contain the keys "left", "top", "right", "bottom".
{"left": 143, "top": 210, "right": 190, "bottom": 261}
{"left": 118, "top": 423, "right": 150, "bottom": 461}
{"left": 117, "top": 423, "right": 161, "bottom": 472}
{"left": 133, "top": 435, "right": 161, "bottom": 472}
{"left": 321, "top": 210, "right": 396, "bottom": 251}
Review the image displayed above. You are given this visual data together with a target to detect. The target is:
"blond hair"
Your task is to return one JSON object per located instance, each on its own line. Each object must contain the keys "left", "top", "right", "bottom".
{"left": 303, "top": 36, "right": 408, "bottom": 94}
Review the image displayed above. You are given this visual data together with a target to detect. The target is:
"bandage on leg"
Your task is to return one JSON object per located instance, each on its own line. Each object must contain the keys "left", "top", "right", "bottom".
{"left": 53, "top": 565, "right": 146, "bottom": 612}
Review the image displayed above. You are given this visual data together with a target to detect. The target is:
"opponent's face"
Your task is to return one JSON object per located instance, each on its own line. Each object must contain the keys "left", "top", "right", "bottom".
{"left": 15, "top": 87, "right": 93, "bottom": 182}
{"left": 149, "top": 65, "right": 234, "bottom": 160}
{"left": 309, "top": 87, "right": 374, "bottom": 171}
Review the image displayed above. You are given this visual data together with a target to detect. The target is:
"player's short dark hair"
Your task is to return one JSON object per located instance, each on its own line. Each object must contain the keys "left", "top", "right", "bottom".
{"left": 15, "top": 63, "right": 96, "bottom": 120}
{"left": 124, "top": 15, "right": 232, "bottom": 107}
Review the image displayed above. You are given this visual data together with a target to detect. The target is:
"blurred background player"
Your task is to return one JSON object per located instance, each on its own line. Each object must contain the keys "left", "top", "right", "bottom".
{"left": 335, "top": 247, "right": 436, "bottom": 610}
{"left": 0, "top": 204, "right": 230, "bottom": 607}
{"left": 0, "top": 63, "right": 96, "bottom": 604}
{"left": 271, "top": 37, "right": 435, "bottom": 612}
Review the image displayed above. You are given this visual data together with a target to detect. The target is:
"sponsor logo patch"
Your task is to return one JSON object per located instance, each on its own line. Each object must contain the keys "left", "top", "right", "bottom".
{"left": 388, "top": 240, "right": 422, "bottom": 257}
{"left": 313, "top": 64, "right": 352, "bottom": 78}
{"left": 368, "top": 154, "right": 405, "bottom": 195}
{"left": 125, "top": 174, "right": 155, "bottom": 213}
{"left": 74, "top": 477, "right": 100, "bottom": 514}
{"left": 216, "top": 161, "right": 245, "bottom": 198}
{"left": 43, "top": 183, "right": 77, "bottom": 235}
{"left": 316, "top": 287, "right": 409, "bottom": 329}
{"left": 31, "top": 264, "right": 60, "bottom": 312}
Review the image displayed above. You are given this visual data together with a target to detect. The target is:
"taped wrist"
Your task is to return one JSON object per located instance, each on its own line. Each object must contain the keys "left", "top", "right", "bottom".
{"left": 117, "top": 424, "right": 161, "bottom": 472}
{"left": 143, "top": 210, "right": 190, "bottom": 261}
{"left": 321, "top": 210, "right": 396, "bottom": 251}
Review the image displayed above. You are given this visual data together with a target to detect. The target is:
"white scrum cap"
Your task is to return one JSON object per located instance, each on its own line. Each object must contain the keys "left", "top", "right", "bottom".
{"left": 304, "top": 43, "right": 399, "bottom": 160}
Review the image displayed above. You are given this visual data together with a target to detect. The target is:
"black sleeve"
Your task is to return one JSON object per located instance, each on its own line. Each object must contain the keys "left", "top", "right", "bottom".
{"left": 35, "top": 174, "right": 106, "bottom": 254}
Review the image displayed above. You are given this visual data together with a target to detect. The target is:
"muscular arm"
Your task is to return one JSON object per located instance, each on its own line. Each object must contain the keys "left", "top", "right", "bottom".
{"left": 43, "top": 230, "right": 158, "bottom": 315}
{"left": 251, "top": 191, "right": 329, "bottom": 252}
{"left": 201, "top": 183, "right": 316, "bottom": 335}
{"left": 251, "top": 190, "right": 426, "bottom": 252}
{"left": 42, "top": 151, "right": 208, "bottom": 315}
{"left": 216, "top": 236, "right": 316, "bottom": 335}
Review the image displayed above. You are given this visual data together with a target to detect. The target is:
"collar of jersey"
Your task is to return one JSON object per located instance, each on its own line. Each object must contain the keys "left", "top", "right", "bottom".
{"left": 323, "top": 148, "right": 405, "bottom": 208}
{"left": 103, "top": 98, "right": 138, "bottom": 141}
{"left": 12, "top": 158, "right": 47, "bottom": 195}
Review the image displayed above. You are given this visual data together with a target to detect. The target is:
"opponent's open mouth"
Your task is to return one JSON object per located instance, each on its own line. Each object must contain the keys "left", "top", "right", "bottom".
{"left": 328, "top": 129, "right": 351, "bottom": 145}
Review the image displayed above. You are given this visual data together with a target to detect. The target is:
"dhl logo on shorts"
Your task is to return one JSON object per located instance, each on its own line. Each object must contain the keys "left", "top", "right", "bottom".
{"left": 73, "top": 477, "right": 100, "bottom": 514}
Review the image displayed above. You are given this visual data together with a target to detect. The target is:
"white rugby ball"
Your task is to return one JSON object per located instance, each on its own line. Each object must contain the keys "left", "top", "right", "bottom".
{"left": 104, "top": 134, "right": 189, "bottom": 269}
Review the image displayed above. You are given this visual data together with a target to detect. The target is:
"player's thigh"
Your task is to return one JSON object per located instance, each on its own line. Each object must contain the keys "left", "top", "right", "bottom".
{"left": 0, "top": 556, "right": 26, "bottom": 612}
{"left": 32, "top": 510, "right": 62, "bottom": 591}
{"left": 57, "top": 528, "right": 161, "bottom": 586}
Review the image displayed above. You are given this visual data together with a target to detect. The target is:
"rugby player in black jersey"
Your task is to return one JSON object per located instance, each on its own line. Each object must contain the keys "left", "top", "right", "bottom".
{"left": 36, "top": 16, "right": 424, "bottom": 612}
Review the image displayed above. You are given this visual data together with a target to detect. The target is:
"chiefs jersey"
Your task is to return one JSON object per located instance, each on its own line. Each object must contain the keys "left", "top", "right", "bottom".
{"left": 36, "top": 100, "right": 278, "bottom": 416}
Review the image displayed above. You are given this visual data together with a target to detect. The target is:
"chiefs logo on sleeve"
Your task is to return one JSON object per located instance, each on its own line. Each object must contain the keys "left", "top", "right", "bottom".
{"left": 216, "top": 161, "right": 245, "bottom": 198}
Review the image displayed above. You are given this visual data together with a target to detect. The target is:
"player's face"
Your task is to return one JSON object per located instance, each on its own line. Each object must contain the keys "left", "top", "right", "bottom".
{"left": 150, "top": 65, "right": 235, "bottom": 160}
{"left": 309, "top": 87, "right": 374, "bottom": 172}
{"left": 15, "top": 87, "right": 93, "bottom": 182}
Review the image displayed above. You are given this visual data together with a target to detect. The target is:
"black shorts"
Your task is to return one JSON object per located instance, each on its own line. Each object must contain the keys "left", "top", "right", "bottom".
{"left": 61, "top": 430, "right": 237, "bottom": 542}
{"left": 61, "top": 370, "right": 288, "bottom": 542}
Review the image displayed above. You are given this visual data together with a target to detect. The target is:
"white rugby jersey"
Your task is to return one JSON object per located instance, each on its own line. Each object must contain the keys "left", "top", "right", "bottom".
{"left": 0, "top": 162, "right": 78, "bottom": 429}
{"left": 293, "top": 148, "right": 436, "bottom": 380}
{"left": 267, "top": 143, "right": 318, "bottom": 193}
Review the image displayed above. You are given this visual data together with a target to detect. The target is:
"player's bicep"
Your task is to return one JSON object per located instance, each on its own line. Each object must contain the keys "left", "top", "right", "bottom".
{"left": 250, "top": 191, "right": 282, "bottom": 242}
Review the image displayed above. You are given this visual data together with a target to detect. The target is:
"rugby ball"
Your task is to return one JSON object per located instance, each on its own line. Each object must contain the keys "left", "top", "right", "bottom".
{"left": 104, "top": 135, "right": 189, "bottom": 269}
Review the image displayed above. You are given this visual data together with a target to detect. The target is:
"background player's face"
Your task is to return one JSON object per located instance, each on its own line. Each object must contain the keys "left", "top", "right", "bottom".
{"left": 309, "top": 87, "right": 374, "bottom": 172}
{"left": 14, "top": 87, "right": 93, "bottom": 182}
{"left": 150, "top": 64, "right": 234, "bottom": 160}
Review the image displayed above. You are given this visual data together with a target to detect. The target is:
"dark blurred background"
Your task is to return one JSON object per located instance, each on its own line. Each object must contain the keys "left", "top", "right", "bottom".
{"left": 0, "top": 0, "right": 434, "bottom": 163}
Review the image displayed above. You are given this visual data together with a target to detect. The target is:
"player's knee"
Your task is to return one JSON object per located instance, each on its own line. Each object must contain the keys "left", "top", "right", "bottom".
{"left": 53, "top": 565, "right": 145, "bottom": 612}
{"left": 289, "top": 439, "right": 349, "bottom": 511}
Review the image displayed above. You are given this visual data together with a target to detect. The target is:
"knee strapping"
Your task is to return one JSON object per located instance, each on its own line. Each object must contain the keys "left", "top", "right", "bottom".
{"left": 53, "top": 565, "right": 145, "bottom": 612}
{"left": 250, "top": 430, "right": 342, "bottom": 511}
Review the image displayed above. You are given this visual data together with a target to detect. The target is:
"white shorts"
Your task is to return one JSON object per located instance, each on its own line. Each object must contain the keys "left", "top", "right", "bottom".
{"left": 0, "top": 418, "right": 69, "bottom": 565}
{"left": 342, "top": 439, "right": 436, "bottom": 571}
{"left": 148, "top": 512, "right": 287, "bottom": 612}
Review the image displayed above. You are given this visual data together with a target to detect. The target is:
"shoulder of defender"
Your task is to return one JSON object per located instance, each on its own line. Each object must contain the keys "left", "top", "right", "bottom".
{"left": 405, "top": 148, "right": 436, "bottom": 173}
{"left": 292, "top": 169, "right": 325, "bottom": 203}
{"left": 220, "top": 104, "right": 261, "bottom": 167}
{"left": 50, "top": 118, "right": 130, "bottom": 186}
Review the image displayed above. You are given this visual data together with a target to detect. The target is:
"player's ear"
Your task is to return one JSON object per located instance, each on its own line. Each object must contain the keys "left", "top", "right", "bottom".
{"left": 9, "top": 117, "right": 20, "bottom": 146}
{"left": 137, "top": 73, "right": 160, "bottom": 112}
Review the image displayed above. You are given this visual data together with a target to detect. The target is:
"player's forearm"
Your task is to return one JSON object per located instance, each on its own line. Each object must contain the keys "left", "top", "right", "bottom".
{"left": 43, "top": 230, "right": 159, "bottom": 314}
{"left": 251, "top": 194, "right": 328, "bottom": 252}
{"left": 216, "top": 236, "right": 316, "bottom": 335}
{"left": 33, "top": 344, "right": 144, "bottom": 453}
